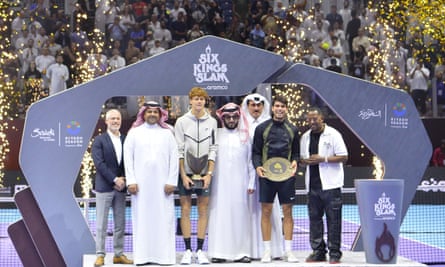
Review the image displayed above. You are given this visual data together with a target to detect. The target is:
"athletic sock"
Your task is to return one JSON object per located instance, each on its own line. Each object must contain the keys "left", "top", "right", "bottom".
{"left": 184, "top": 237, "right": 192, "bottom": 250}
{"left": 284, "top": 240, "right": 292, "bottom": 252}
{"left": 263, "top": 240, "right": 271, "bottom": 251}
{"left": 197, "top": 238, "right": 205, "bottom": 251}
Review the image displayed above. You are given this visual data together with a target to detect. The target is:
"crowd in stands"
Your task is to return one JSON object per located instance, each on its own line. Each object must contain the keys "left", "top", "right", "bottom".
{"left": 4, "top": 0, "right": 445, "bottom": 116}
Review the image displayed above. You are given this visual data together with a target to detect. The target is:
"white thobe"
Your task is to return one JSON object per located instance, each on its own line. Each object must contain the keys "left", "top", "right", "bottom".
{"left": 208, "top": 128, "right": 256, "bottom": 260}
{"left": 124, "top": 123, "right": 179, "bottom": 265}
{"left": 46, "top": 63, "right": 69, "bottom": 95}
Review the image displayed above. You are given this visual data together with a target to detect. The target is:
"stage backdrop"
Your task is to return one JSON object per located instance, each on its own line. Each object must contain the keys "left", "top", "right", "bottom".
{"left": 17, "top": 36, "right": 431, "bottom": 266}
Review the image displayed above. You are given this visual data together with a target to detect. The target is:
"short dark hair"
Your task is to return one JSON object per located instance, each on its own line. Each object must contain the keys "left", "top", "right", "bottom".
{"left": 272, "top": 95, "right": 288, "bottom": 106}
{"left": 307, "top": 106, "right": 325, "bottom": 118}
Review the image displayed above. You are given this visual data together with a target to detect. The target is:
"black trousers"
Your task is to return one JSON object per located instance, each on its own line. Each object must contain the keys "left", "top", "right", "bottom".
{"left": 307, "top": 187, "right": 342, "bottom": 258}
{"left": 411, "top": 89, "right": 427, "bottom": 115}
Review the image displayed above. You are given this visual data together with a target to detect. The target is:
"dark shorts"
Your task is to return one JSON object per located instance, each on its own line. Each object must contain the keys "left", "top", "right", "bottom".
{"left": 177, "top": 174, "right": 211, "bottom": 197}
{"left": 259, "top": 176, "right": 296, "bottom": 204}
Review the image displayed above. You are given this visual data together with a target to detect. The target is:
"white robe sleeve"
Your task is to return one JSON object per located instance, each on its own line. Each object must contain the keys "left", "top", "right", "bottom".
{"left": 123, "top": 128, "right": 137, "bottom": 185}
{"left": 166, "top": 132, "right": 179, "bottom": 186}
{"left": 174, "top": 118, "right": 185, "bottom": 159}
{"left": 247, "top": 141, "right": 256, "bottom": 190}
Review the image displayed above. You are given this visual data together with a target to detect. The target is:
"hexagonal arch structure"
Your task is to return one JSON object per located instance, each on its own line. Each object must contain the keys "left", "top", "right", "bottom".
{"left": 13, "top": 36, "right": 431, "bottom": 266}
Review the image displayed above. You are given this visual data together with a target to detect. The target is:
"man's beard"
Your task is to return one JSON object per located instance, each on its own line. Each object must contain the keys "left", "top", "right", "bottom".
{"left": 224, "top": 121, "right": 238, "bottom": 130}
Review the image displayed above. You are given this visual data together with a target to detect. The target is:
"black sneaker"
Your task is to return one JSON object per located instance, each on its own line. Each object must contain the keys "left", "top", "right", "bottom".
{"left": 211, "top": 258, "right": 226, "bottom": 263}
{"left": 305, "top": 251, "right": 327, "bottom": 262}
{"left": 234, "top": 256, "right": 251, "bottom": 263}
{"left": 329, "top": 256, "right": 341, "bottom": 264}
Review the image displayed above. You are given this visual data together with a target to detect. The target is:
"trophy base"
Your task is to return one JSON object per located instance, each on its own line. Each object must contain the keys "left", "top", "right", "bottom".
{"left": 191, "top": 175, "right": 204, "bottom": 189}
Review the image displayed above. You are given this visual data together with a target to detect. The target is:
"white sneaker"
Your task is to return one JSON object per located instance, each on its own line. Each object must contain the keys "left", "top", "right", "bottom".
{"left": 284, "top": 251, "right": 299, "bottom": 262}
{"left": 261, "top": 249, "right": 272, "bottom": 263}
{"left": 196, "top": 249, "right": 210, "bottom": 264}
{"left": 181, "top": 249, "right": 193, "bottom": 265}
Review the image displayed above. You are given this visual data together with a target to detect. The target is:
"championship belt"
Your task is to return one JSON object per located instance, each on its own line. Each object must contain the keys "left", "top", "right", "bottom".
{"left": 262, "top": 157, "right": 294, "bottom": 182}
{"left": 186, "top": 151, "right": 208, "bottom": 189}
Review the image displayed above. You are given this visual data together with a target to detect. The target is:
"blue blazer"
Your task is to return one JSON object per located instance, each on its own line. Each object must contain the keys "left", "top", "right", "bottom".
{"left": 91, "top": 132, "right": 126, "bottom": 193}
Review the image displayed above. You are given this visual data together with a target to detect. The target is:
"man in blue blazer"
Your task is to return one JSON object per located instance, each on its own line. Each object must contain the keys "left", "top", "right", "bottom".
{"left": 92, "top": 109, "right": 133, "bottom": 266}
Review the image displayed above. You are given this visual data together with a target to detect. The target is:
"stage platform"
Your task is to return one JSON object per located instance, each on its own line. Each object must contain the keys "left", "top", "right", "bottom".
{"left": 83, "top": 251, "right": 426, "bottom": 266}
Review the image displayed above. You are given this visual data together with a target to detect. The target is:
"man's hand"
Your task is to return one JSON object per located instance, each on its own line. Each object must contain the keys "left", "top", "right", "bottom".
{"left": 182, "top": 175, "right": 193, "bottom": 190}
{"left": 164, "top": 184, "right": 176, "bottom": 195}
{"left": 256, "top": 166, "right": 266, "bottom": 177}
{"left": 304, "top": 154, "right": 324, "bottom": 165}
{"left": 127, "top": 184, "right": 138, "bottom": 195}
{"left": 202, "top": 174, "right": 212, "bottom": 189}
{"left": 291, "top": 160, "right": 298, "bottom": 176}
{"left": 114, "top": 177, "right": 126, "bottom": 191}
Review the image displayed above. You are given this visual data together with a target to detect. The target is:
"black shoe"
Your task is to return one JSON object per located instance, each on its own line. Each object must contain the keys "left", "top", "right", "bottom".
{"left": 136, "top": 262, "right": 151, "bottom": 266}
{"left": 234, "top": 256, "right": 251, "bottom": 263}
{"left": 329, "top": 256, "right": 341, "bottom": 264}
{"left": 211, "top": 258, "right": 226, "bottom": 263}
{"left": 305, "top": 251, "right": 327, "bottom": 262}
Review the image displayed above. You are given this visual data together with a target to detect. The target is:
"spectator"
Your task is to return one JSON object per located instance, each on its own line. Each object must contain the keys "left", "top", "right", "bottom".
{"left": 345, "top": 9, "right": 361, "bottom": 62}
{"left": 261, "top": 7, "right": 278, "bottom": 35}
{"left": 325, "top": 58, "right": 342, "bottom": 73}
{"left": 408, "top": 57, "right": 430, "bottom": 115}
{"left": 46, "top": 53, "right": 69, "bottom": 95}
{"left": 23, "top": 61, "right": 43, "bottom": 107}
{"left": 46, "top": 34, "right": 62, "bottom": 56}
{"left": 148, "top": 40, "right": 165, "bottom": 56}
{"left": 170, "top": 0, "right": 187, "bottom": 22}
{"left": 141, "top": 31, "right": 155, "bottom": 57}
{"left": 129, "top": 22, "right": 145, "bottom": 49}
{"left": 20, "top": 39, "right": 39, "bottom": 75}
{"left": 322, "top": 48, "right": 341, "bottom": 69}
{"left": 108, "top": 17, "right": 127, "bottom": 44}
{"left": 108, "top": 48, "right": 126, "bottom": 71}
{"left": 349, "top": 56, "right": 366, "bottom": 79}
{"left": 338, "top": 0, "right": 352, "bottom": 30}
{"left": 34, "top": 27, "right": 48, "bottom": 50}
{"left": 434, "top": 54, "right": 445, "bottom": 108}
{"left": 35, "top": 46, "right": 55, "bottom": 90}
{"left": 153, "top": 21, "right": 172, "bottom": 49}
{"left": 432, "top": 139, "right": 445, "bottom": 167}
{"left": 352, "top": 27, "right": 371, "bottom": 55}
{"left": 187, "top": 23, "right": 204, "bottom": 41}
{"left": 171, "top": 12, "right": 188, "bottom": 47}
{"left": 132, "top": 0, "right": 148, "bottom": 18}
{"left": 121, "top": 5, "right": 136, "bottom": 31}
{"left": 326, "top": 5, "right": 343, "bottom": 28}
{"left": 250, "top": 23, "right": 265, "bottom": 49}
{"left": 15, "top": 28, "right": 31, "bottom": 51}
{"left": 125, "top": 39, "right": 141, "bottom": 63}
{"left": 209, "top": 14, "right": 226, "bottom": 37}
{"left": 136, "top": 6, "right": 152, "bottom": 31}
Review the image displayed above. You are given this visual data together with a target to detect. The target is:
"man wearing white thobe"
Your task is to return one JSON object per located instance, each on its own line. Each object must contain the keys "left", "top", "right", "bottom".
{"left": 207, "top": 103, "right": 255, "bottom": 263}
{"left": 46, "top": 54, "right": 69, "bottom": 95}
{"left": 241, "top": 93, "right": 284, "bottom": 259}
{"left": 124, "top": 101, "right": 179, "bottom": 265}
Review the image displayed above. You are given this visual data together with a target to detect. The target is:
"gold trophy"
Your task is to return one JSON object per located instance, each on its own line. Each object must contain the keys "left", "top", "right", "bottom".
{"left": 186, "top": 151, "right": 208, "bottom": 189}
{"left": 263, "top": 157, "right": 294, "bottom": 182}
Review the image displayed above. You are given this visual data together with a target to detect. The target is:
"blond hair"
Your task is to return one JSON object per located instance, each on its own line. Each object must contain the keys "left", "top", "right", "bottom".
{"left": 188, "top": 87, "right": 208, "bottom": 99}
